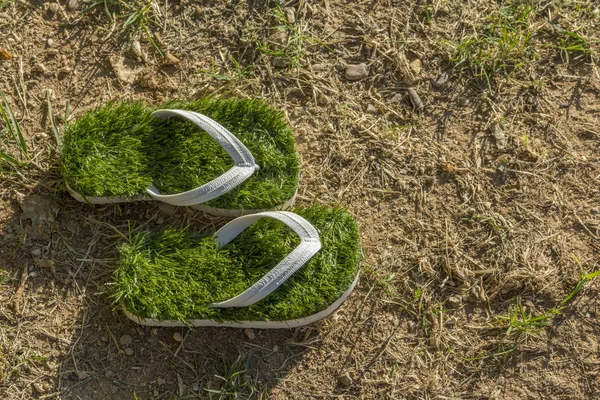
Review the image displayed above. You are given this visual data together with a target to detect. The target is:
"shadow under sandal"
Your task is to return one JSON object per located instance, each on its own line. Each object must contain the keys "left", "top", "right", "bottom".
{"left": 114, "top": 206, "right": 361, "bottom": 328}
{"left": 60, "top": 98, "right": 299, "bottom": 217}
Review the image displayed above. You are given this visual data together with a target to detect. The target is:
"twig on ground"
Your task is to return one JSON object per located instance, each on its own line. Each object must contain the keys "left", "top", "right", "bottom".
{"left": 11, "top": 264, "right": 28, "bottom": 314}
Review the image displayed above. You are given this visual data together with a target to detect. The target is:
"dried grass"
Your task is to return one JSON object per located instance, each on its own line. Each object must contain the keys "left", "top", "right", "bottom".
{"left": 0, "top": 0, "right": 599, "bottom": 398}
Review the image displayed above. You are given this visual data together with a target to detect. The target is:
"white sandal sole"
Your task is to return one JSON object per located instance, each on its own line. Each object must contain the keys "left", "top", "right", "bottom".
{"left": 121, "top": 270, "right": 359, "bottom": 329}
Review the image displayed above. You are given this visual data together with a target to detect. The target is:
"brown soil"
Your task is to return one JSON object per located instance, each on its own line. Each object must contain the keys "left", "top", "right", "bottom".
{"left": 1, "top": 0, "right": 599, "bottom": 399}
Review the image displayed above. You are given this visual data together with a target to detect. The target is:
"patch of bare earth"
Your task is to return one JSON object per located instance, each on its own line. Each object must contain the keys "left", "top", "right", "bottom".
{"left": 1, "top": 0, "right": 599, "bottom": 399}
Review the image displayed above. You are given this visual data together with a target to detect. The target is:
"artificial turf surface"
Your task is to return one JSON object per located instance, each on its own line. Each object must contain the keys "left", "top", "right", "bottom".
{"left": 60, "top": 97, "right": 299, "bottom": 210}
{"left": 112, "top": 206, "right": 361, "bottom": 323}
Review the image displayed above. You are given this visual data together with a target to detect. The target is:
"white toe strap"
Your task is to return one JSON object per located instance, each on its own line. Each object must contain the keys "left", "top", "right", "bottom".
{"left": 146, "top": 109, "right": 259, "bottom": 206}
{"left": 211, "top": 211, "right": 321, "bottom": 308}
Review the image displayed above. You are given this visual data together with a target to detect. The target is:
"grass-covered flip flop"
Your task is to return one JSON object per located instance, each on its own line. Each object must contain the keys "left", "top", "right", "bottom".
{"left": 113, "top": 206, "right": 361, "bottom": 328}
{"left": 60, "top": 98, "right": 299, "bottom": 216}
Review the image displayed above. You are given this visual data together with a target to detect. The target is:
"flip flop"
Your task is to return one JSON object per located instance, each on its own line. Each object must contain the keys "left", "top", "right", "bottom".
{"left": 60, "top": 97, "right": 299, "bottom": 216}
{"left": 113, "top": 205, "right": 361, "bottom": 328}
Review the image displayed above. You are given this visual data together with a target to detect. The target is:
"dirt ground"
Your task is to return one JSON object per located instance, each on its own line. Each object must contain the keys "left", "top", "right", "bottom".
{"left": 1, "top": 0, "right": 600, "bottom": 399}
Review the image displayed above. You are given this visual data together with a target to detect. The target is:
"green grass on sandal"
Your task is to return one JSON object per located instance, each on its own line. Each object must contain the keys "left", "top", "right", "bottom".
{"left": 60, "top": 97, "right": 299, "bottom": 210}
{"left": 112, "top": 206, "right": 361, "bottom": 323}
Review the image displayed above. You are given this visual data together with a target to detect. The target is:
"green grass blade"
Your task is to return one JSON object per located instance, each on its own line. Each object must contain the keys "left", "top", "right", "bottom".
{"left": 0, "top": 149, "right": 22, "bottom": 166}
{"left": 561, "top": 269, "right": 600, "bottom": 305}
{"left": 124, "top": 11, "right": 138, "bottom": 27}
{"left": 46, "top": 92, "right": 62, "bottom": 147}
{"left": 0, "top": 92, "right": 28, "bottom": 158}
{"left": 584, "top": 270, "right": 600, "bottom": 280}
{"left": 142, "top": 22, "right": 162, "bottom": 56}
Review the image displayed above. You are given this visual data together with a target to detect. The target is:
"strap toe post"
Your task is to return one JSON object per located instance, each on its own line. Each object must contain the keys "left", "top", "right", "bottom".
{"left": 146, "top": 109, "right": 259, "bottom": 206}
{"left": 211, "top": 211, "right": 322, "bottom": 308}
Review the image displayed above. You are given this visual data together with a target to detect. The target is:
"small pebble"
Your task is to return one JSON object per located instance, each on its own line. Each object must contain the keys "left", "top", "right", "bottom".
{"left": 33, "top": 382, "right": 47, "bottom": 394}
{"left": 407, "top": 87, "right": 424, "bottom": 112}
{"left": 162, "top": 53, "right": 181, "bottom": 66}
{"left": 67, "top": 0, "right": 79, "bottom": 10}
{"left": 272, "top": 345, "right": 279, "bottom": 352}
{"left": 338, "top": 373, "right": 352, "bottom": 387}
{"left": 272, "top": 56, "right": 290, "bottom": 68}
{"left": 591, "top": 207, "right": 600, "bottom": 215}
{"left": 31, "top": 248, "right": 42, "bottom": 257}
{"left": 47, "top": 49, "right": 59, "bottom": 56}
{"left": 273, "top": 56, "right": 290, "bottom": 68}
{"left": 492, "top": 124, "right": 507, "bottom": 150}
{"left": 344, "top": 63, "right": 368, "bottom": 81}
{"left": 124, "top": 347, "right": 134, "bottom": 356}
{"left": 130, "top": 40, "right": 142, "bottom": 58}
{"left": 458, "top": 96, "right": 469, "bottom": 106}
{"left": 409, "top": 58, "right": 421, "bottom": 75}
{"left": 119, "top": 334, "right": 132, "bottom": 346}
{"left": 316, "top": 93, "right": 329, "bottom": 106}
{"left": 245, "top": 328, "right": 256, "bottom": 340}
{"left": 528, "top": 95, "right": 539, "bottom": 110}
{"left": 365, "top": 104, "right": 378, "bottom": 115}
{"left": 47, "top": 38, "right": 54, "bottom": 47}
{"left": 284, "top": 8, "right": 295, "bottom": 24}
{"left": 446, "top": 296, "right": 462, "bottom": 308}
{"left": 48, "top": 3, "right": 59, "bottom": 15}
{"left": 431, "top": 71, "right": 449, "bottom": 88}
{"left": 173, "top": 332, "right": 183, "bottom": 342}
